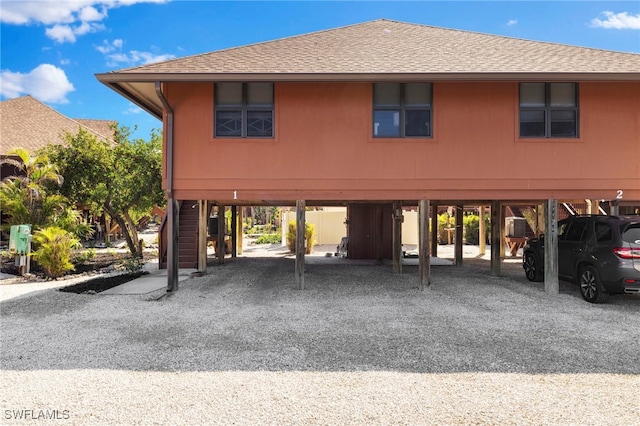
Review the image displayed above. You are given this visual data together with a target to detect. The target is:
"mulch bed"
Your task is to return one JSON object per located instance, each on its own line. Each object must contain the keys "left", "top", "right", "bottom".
{"left": 2, "top": 251, "right": 156, "bottom": 294}
{"left": 58, "top": 271, "right": 148, "bottom": 294}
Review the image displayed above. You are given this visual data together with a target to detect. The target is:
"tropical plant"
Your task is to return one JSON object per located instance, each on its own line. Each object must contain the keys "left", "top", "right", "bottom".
{"left": 286, "top": 221, "right": 315, "bottom": 254}
{"left": 31, "top": 227, "right": 80, "bottom": 279}
{"left": 118, "top": 255, "right": 144, "bottom": 273}
{"left": 255, "top": 233, "right": 282, "bottom": 244}
{"left": 72, "top": 248, "right": 96, "bottom": 264}
{"left": 1, "top": 147, "right": 63, "bottom": 189}
{"left": 463, "top": 214, "right": 480, "bottom": 245}
{"left": 437, "top": 213, "right": 454, "bottom": 244}
{"left": 0, "top": 148, "right": 89, "bottom": 237}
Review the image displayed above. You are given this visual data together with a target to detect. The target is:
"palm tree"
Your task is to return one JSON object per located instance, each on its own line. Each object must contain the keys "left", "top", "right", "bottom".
{"left": 0, "top": 148, "right": 76, "bottom": 233}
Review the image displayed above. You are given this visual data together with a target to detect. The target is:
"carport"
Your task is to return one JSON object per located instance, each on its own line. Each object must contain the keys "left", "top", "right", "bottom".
{"left": 163, "top": 198, "right": 619, "bottom": 295}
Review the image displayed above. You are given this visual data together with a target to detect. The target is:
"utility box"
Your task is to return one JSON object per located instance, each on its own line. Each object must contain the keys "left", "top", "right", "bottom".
{"left": 9, "top": 224, "right": 31, "bottom": 254}
{"left": 505, "top": 217, "right": 526, "bottom": 238}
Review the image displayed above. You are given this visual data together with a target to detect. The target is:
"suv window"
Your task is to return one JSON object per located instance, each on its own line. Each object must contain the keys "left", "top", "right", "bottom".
{"left": 595, "top": 222, "right": 612, "bottom": 242}
{"left": 621, "top": 223, "right": 640, "bottom": 244}
{"left": 557, "top": 221, "right": 570, "bottom": 240}
{"left": 564, "top": 221, "right": 588, "bottom": 242}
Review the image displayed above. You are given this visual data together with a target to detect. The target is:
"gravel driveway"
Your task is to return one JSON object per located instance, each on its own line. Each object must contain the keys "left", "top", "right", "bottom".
{"left": 2, "top": 253, "right": 639, "bottom": 425}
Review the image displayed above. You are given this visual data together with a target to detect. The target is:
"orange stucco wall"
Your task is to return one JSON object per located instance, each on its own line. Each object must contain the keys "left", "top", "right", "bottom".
{"left": 164, "top": 81, "right": 639, "bottom": 202}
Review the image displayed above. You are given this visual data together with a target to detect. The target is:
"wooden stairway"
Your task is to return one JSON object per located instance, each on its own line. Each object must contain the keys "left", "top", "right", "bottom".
{"left": 159, "top": 200, "right": 199, "bottom": 269}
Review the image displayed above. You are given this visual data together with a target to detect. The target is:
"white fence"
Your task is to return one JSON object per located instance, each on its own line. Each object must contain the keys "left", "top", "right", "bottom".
{"left": 281, "top": 208, "right": 419, "bottom": 246}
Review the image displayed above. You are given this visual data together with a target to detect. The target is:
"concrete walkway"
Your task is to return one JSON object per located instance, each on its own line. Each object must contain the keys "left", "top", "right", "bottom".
{"left": 99, "top": 267, "right": 197, "bottom": 295}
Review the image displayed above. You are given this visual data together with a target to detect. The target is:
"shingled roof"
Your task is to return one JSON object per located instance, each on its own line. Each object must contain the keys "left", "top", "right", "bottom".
{"left": 105, "top": 19, "right": 640, "bottom": 76}
{"left": 0, "top": 96, "right": 116, "bottom": 155}
{"left": 96, "top": 19, "right": 640, "bottom": 119}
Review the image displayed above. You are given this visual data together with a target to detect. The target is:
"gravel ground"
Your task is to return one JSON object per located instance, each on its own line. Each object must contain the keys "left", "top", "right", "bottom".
{"left": 1, "top": 246, "right": 639, "bottom": 425}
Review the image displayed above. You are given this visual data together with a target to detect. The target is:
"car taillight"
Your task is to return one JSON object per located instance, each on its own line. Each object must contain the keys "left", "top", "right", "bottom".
{"left": 613, "top": 247, "right": 640, "bottom": 259}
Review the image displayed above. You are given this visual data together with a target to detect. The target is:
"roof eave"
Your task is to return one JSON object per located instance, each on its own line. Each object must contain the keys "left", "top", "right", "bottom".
{"left": 97, "top": 71, "right": 640, "bottom": 83}
{"left": 96, "top": 77, "right": 164, "bottom": 120}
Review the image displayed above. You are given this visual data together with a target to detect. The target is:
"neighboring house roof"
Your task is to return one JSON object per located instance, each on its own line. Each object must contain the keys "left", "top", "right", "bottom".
{"left": 96, "top": 19, "right": 640, "bottom": 119}
{"left": 74, "top": 119, "right": 117, "bottom": 140}
{"left": 0, "top": 96, "right": 116, "bottom": 155}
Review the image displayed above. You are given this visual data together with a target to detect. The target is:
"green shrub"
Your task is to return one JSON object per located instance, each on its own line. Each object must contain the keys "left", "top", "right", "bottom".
{"left": 462, "top": 213, "right": 491, "bottom": 245}
{"left": 72, "top": 248, "right": 96, "bottom": 264}
{"left": 463, "top": 215, "right": 480, "bottom": 245}
{"left": 437, "top": 213, "right": 455, "bottom": 244}
{"left": 255, "top": 233, "right": 282, "bottom": 244}
{"left": 31, "top": 227, "right": 80, "bottom": 279}
{"left": 286, "top": 221, "right": 315, "bottom": 254}
{"left": 118, "top": 255, "right": 144, "bottom": 273}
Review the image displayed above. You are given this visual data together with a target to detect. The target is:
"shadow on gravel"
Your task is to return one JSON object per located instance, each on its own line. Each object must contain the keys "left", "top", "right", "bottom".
{"left": 1, "top": 256, "right": 638, "bottom": 375}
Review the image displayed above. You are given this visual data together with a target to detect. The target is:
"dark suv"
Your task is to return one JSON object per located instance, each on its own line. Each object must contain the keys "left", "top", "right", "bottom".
{"left": 523, "top": 215, "right": 640, "bottom": 303}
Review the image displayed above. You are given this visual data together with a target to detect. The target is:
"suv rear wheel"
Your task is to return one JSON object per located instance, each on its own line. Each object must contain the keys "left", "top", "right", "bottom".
{"left": 523, "top": 253, "right": 543, "bottom": 282}
{"left": 579, "top": 265, "right": 609, "bottom": 303}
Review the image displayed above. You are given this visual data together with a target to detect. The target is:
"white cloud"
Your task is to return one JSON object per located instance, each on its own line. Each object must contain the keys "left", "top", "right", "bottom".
{"left": 95, "top": 38, "right": 174, "bottom": 67}
{"left": 507, "top": 19, "right": 518, "bottom": 26}
{"left": 104, "top": 49, "right": 175, "bottom": 67}
{"left": 45, "top": 20, "right": 105, "bottom": 43}
{"left": 591, "top": 11, "right": 640, "bottom": 30}
{"left": 125, "top": 104, "right": 143, "bottom": 114}
{"left": 0, "top": 1, "right": 78, "bottom": 25}
{"left": 0, "top": 64, "right": 75, "bottom": 103}
{"left": 0, "top": 1, "right": 168, "bottom": 43}
{"left": 96, "top": 38, "right": 123, "bottom": 54}
{"left": 45, "top": 24, "right": 76, "bottom": 43}
{"left": 78, "top": 6, "right": 106, "bottom": 22}
{"left": 128, "top": 51, "right": 175, "bottom": 65}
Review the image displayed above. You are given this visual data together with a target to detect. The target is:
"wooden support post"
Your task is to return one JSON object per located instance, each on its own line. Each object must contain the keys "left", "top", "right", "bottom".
{"left": 587, "top": 199, "right": 602, "bottom": 215}
{"left": 430, "top": 203, "right": 438, "bottom": 257}
{"left": 479, "top": 205, "right": 486, "bottom": 255}
{"left": 586, "top": 199, "right": 594, "bottom": 215}
{"left": 544, "top": 199, "right": 559, "bottom": 295}
{"left": 375, "top": 204, "right": 384, "bottom": 265}
{"left": 500, "top": 205, "right": 506, "bottom": 258}
{"left": 490, "top": 200, "right": 501, "bottom": 276}
{"left": 295, "top": 200, "right": 306, "bottom": 290}
{"left": 392, "top": 201, "right": 403, "bottom": 274}
{"left": 418, "top": 200, "right": 431, "bottom": 290}
{"left": 454, "top": 204, "right": 463, "bottom": 265}
{"left": 231, "top": 205, "right": 237, "bottom": 258}
{"left": 237, "top": 207, "right": 243, "bottom": 255}
{"left": 217, "top": 205, "right": 225, "bottom": 265}
{"left": 198, "top": 200, "right": 207, "bottom": 272}
{"left": 167, "top": 199, "right": 179, "bottom": 292}
{"left": 610, "top": 200, "right": 619, "bottom": 216}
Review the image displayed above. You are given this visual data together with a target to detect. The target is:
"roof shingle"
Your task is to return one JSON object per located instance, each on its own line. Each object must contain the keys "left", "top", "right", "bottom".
{"left": 111, "top": 19, "right": 640, "bottom": 76}
{"left": 0, "top": 96, "right": 116, "bottom": 155}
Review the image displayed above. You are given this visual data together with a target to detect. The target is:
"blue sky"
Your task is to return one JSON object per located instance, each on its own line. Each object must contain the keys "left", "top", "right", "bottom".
{"left": 1, "top": 1, "right": 639, "bottom": 140}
